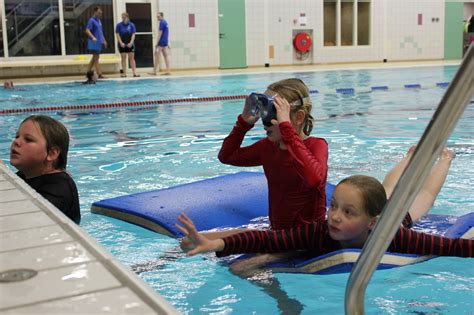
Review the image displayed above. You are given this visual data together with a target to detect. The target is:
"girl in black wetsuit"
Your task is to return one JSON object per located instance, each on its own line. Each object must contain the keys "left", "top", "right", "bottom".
{"left": 10, "top": 115, "right": 81, "bottom": 224}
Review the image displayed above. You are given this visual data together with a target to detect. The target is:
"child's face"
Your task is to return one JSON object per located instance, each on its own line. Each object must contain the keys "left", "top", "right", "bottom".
{"left": 327, "top": 183, "right": 376, "bottom": 247}
{"left": 263, "top": 122, "right": 282, "bottom": 143}
{"left": 10, "top": 120, "right": 49, "bottom": 174}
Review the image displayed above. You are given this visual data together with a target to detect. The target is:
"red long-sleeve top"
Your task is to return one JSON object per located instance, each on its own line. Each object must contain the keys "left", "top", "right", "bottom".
{"left": 216, "top": 221, "right": 473, "bottom": 258}
{"left": 218, "top": 115, "right": 328, "bottom": 230}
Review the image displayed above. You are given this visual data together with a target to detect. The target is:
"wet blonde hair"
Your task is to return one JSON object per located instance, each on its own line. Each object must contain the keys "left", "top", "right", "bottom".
{"left": 266, "top": 78, "right": 314, "bottom": 136}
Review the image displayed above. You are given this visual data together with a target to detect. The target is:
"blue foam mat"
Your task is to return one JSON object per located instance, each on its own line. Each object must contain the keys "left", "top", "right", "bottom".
{"left": 91, "top": 172, "right": 472, "bottom": 274}
{"left": 92, "top": 172, "right": 335, "bottom": 237}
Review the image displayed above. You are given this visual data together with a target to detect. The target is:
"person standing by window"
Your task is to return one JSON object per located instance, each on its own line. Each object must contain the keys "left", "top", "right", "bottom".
{"left": 151, "top": 12, "right": 170, "bottom": 75}
{"left": 116, "top": 12, "right": 139, "bottom": 78}
{"left": 85, "top": 6, "right": 108, "bottom": 79}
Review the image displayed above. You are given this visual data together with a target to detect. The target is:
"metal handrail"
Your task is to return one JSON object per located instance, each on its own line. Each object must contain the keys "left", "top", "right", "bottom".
{"left": 344, "top": 43, "right": 474, "bottom": 315}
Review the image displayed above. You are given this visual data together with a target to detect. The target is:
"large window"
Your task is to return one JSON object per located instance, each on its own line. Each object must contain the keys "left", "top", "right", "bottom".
{"left": 324, "top": 0, "right": 370, "bottom": 47}
{"left": 63, "top": 0, "right": 114, "bottom": 55}
{"left": 323, "top": 0, "right": 336, "bottom": 46}
{"left": 341, "top": 1, "right": 353, "bottom": 46}
{"left": 358, "top": 1, "right": 370, "bottom": 45}
{"left": 5, "top": 0, "right": 61, "bottom": 56}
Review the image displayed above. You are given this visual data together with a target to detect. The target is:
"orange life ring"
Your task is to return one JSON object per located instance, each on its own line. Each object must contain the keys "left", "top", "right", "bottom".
{"left": 293, "top": 32, "right": 312, "bottom": 53}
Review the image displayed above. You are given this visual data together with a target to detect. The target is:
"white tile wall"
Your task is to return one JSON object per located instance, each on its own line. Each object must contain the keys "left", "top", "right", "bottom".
{"left": 158, "top": 0, "right": 220, "bottom": 69}
{"left": 386, "top": 0, "right": 444, "bottom": 61}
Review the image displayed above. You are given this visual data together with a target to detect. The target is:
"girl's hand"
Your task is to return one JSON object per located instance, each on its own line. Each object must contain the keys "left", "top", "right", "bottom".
{"left": 439, "top": 147, "right": 455, "bottom": 162}
{"left": 241, "top": 96, "right": 259, "bottom": 125}
{"left": 176, "top": 213, "right": 225, "bottom": 256}
{"left": 272, "top": 96, "right": 291, "bottom": 125}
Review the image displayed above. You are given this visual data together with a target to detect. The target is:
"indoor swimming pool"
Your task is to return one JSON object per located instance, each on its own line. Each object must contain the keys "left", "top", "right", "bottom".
{"left": 1, "top": 65, "right": 473, "bottom": 314}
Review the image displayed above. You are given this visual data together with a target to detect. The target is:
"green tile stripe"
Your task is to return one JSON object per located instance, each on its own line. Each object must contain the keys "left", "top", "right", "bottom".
{"left": 444, "top": 1, "right": 463, "bottom": 60}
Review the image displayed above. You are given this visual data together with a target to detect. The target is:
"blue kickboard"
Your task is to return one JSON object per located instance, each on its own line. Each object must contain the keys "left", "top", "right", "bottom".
{"left": 91, "top": 172, "right": 472, "bottom": 274}
{"left": 92, "top": 172, "right": 335, "bottom": 237}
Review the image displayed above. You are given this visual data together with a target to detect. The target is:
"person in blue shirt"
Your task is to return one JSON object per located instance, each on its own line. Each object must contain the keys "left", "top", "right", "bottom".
{"left": 151, "top": 12, "right": 170, "bottom": 75}
{"left": 85, "top": 6, "right": 108, "bottom": 79}
{"left": 116, "top": 12, "right": 139, "bottom": 78}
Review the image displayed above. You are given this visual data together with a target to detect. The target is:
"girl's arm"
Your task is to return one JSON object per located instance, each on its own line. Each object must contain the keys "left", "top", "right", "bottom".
{"left": 116, "top": 33, "right": 124, "bottom": 46}
{"left": 129, "top": 33, "right": 136, "bottom": 46}
{"left": 280, "top": 123, "right": 328, "bottom": 187}
{"left": 176, "top": 213, "right": 225, "bottom": 256}
{"left": 218, "top": 115, "right": 263, "bottom": 166}
{"left": 85, "top": 28, "right": 96, "bottom": 42}
{"left": 216, "top": 221, "right": 327, "bottom": 257}
{"left": 389, "top": 227, "right": 473, "bottom": 257}
{"left": 177, "top": 213, "right": 328, "bottom": 257}
{"left": 218, "top": 97, "right": 264, "bottom": 166}
{"left": 272, "top": 96, "right": 328, "bottom": 187}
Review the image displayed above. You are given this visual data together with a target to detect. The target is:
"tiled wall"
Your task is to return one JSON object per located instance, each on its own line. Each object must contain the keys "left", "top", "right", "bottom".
{"left": 157, "top": 0, "right": 220, "bottom": 69}
{"left": 245, "top": 0, "right": 445, "bottom": 66}
{"left": 385, "top": 0, "right": 444, "bottom": 61}
{"left": 1, "top": 0, "right": 453, "bottom": 74}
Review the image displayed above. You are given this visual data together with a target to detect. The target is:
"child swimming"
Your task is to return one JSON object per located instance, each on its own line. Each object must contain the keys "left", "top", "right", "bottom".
{"left": 177, "top": 175, "right": 472, "bottom": 258}
{"left": 10, "top": 115, "right": 81, "bottom": 224}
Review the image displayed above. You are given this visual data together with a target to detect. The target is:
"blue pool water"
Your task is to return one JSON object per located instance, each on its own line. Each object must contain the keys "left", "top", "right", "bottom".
{"left": 1, "top": 65, "right": 473, "bottom": 314}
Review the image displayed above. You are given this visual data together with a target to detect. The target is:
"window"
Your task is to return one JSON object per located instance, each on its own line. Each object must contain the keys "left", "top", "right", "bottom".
{"left": 341, "top": 1, "right": 354, "bottom": 46}
{"left": 324, "top": 0, "right": 370, "bottom": 47}
{"left": 358, "top": 1, "right": 370, "bottom": 45}
{"left": 323, "top": 0, "right": 336, "bottom": 46}
{"left": 5, "top": 0, "right": 61, "bottom": 56}
{"left": 63, "top": 0, "right": 114, "bottom": 55}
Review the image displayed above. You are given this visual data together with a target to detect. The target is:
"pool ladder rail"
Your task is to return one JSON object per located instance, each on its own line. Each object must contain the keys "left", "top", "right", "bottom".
{"left": 344, "top": 44, "right": 474, "bottom": 314}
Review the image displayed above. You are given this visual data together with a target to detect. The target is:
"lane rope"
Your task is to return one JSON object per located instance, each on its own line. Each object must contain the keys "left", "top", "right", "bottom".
{"left": 0, "top": 82, "right": 450, "bottom": 115}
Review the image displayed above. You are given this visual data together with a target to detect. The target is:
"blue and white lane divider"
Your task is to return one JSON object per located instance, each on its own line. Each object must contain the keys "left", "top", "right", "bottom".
{"left": 309, "top": 82, "right": 450, "bottom": 95}
{"left": 0, "top": 82, "right": 451, "bottom": 115}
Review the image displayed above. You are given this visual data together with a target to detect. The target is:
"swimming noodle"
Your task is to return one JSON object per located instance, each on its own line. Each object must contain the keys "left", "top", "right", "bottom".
{"left": 91, "top": 172, "right": 473, "bottom": 274}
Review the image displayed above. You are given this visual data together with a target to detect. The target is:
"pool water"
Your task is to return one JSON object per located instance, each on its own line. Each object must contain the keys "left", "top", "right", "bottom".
{"left": 1, "top": 65, "right": 473, "bottom": 314}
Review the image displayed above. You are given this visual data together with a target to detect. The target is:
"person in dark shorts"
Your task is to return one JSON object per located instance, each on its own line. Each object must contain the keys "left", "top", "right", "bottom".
{"left": 151, "top": 12, "right": 170, "bottom": 75}
{"left": 9, "top": 115, "right": 81, "bottom": 224}
{"left": 85, "top": 6, "right": 108, "bottom": 79}
{"left": 116, "top": 12, "right": 139, "bottom": 78}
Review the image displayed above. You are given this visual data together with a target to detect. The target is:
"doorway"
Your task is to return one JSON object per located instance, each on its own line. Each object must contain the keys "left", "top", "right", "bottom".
{"left": 125, "top": 2, "right": 154, "bottom": 67}
{"left": 218, "top": 0, "right": 247, "bottom": 69}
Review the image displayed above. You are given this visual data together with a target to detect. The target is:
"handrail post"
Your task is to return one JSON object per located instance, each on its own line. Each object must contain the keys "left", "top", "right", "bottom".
{"left": 344, "top": 43, "right": 474, "bottom": 315}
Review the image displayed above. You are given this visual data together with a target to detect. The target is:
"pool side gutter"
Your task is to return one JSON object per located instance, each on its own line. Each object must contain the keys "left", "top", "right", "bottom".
{"left": 0, "top": 162, "right": 179, "bottom": 314}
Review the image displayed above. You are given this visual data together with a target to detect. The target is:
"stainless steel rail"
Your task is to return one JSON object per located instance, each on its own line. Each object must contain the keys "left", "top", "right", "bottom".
{"left": 344, "top": 43, "right": 474, "bottom": 315}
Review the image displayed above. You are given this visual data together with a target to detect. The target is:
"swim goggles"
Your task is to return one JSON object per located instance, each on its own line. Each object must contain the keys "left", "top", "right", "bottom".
{"left": 247, "top": 92, "right": 310, "bottom": 127}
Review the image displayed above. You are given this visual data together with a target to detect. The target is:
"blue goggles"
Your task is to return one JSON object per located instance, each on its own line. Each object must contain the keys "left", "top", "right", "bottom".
{"left": 247, "top": 93, "right": 277, "bottom": 127}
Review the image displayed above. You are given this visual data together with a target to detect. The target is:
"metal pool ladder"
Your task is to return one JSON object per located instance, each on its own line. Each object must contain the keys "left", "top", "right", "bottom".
{"left": 344, "top": 43, "right": 474, "bottom": 315}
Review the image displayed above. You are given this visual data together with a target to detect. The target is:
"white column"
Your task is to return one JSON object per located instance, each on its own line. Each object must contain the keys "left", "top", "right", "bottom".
{"left": 58, "top": 0, "right": 66, "bottom": 56}
{"left": 1, "top": 0, "right": 8, "bottom": 57}
{"left": 336, "top": 0, "right": 341, "bottom": 46}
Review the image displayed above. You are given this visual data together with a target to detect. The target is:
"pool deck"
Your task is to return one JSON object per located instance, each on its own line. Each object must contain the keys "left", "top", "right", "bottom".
{"left": 0, "top": 162, "right": 178, "bottom": 314}
{"left": 7, "top": 59, "right": 461, "bottom": 84}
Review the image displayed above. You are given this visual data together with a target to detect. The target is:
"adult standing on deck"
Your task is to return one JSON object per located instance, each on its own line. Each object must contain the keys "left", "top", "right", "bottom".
{"left": 116, "top": 12, "right": 139, "bottom": 77}
{"left": 152, "top": 12, "right": 170, "bottom": 75}
{"left": 85, "top": 6, "right": 108, "bottom": 79}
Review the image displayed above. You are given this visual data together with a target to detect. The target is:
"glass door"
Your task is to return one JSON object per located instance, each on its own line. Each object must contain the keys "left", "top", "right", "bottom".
{"left": 125, "top": 2, "right": 153, "bottom": 67}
